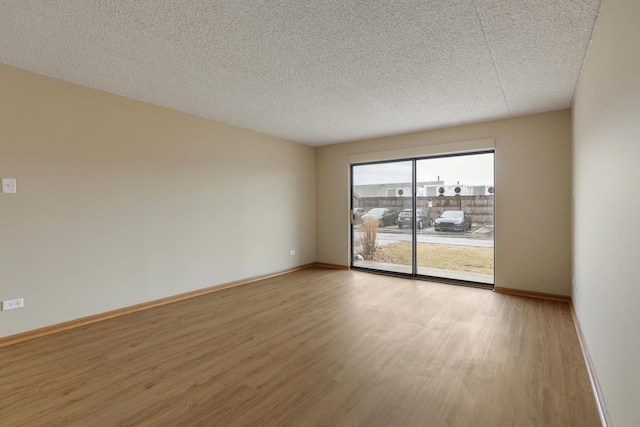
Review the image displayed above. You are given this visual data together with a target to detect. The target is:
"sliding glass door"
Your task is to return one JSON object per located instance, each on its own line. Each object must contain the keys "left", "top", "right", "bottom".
{"left": 415, "top": 153, "right": 494, "bottom": 284}
{"left": 351, "top": 152, "right": 494, "bottom": 286}
{"left": 351, "top": 160, "right": 414, "bottom": 275}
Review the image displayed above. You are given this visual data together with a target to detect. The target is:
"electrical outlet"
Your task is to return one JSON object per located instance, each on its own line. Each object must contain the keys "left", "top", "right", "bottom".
{"left": 2, "top": 298, "right": 24, "bottom": 311}
{"left": 2, "top": 178, "right": 17, "bottom": 194}
{"left": 290, "top": 249, "right": 296, "bottom": 256}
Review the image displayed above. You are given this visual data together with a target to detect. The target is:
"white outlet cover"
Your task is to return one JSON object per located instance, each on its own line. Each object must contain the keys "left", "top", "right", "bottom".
{"left": 2, "top": 298, "right": 24, "bottom": 310}
{"left": 2, "top": 178, "right": 17, "bottom": 194}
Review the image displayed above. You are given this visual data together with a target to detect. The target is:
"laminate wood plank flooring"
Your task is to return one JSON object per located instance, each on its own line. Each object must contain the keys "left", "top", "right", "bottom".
{"left": 0, "top": 268, "right": 600, "bottom": 426}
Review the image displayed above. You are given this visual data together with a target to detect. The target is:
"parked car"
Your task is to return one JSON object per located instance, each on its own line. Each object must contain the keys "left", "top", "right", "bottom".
{"left": 434, "top": 210, "right": 471, "bottom": 231}
{"left": 397, "top": 208, "right": 432, "bottom": 229}
{"left": 353, "top": 207, "right": 365, "bottom": 223}
{"left": 361, "top": 208, "right": 398, "bottom": 226}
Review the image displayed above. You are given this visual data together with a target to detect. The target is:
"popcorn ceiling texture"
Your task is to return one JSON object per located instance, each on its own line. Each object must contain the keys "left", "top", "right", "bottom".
{"left": 0, "top": 0, "right": 601, "bottom": 146}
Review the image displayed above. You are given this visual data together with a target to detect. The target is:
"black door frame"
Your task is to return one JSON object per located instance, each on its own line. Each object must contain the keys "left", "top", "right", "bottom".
{"left": 350, "top": 150, "right": 495, "bottom": 288}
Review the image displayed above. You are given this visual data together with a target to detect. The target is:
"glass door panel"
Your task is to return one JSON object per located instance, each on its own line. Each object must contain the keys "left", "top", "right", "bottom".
{"left": 351, "top": 160, "right": 413, "bottom": 275}
{"left": 415, "top": 153, "right": 494, "bottom": 284}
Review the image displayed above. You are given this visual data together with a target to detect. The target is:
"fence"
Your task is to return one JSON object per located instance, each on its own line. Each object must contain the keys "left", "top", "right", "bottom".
{"left": 355, "top": 195, "right": 494, "bottom": 225}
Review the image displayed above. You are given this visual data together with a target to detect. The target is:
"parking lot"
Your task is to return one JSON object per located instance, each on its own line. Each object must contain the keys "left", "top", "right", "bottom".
{"left": 354, "top": 223, "right": 494, "bottom": 248}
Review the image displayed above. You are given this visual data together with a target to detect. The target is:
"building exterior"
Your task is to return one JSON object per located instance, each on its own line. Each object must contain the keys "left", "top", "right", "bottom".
{"left": 355, "top": 181, "right": 494, "bottom": 198}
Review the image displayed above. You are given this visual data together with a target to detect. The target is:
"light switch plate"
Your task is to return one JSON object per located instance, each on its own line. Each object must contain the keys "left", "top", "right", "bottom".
{"left": 2, "top": 178, "right": 17, "bottom": 194}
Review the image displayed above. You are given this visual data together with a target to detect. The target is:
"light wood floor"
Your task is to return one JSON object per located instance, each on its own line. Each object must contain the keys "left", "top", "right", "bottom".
{"left": 0, "top": 268, "right": 600, "bottom": 426}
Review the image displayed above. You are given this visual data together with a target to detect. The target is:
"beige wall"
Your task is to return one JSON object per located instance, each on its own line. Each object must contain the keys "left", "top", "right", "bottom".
{"left": 0, "top": 65, "right": 316, "bottom": 338}
{"left": 573, "top": 0, "right": 640, "bottom": 425}
{"left": 316, "top": 110, "right": 573, "bottom": 295}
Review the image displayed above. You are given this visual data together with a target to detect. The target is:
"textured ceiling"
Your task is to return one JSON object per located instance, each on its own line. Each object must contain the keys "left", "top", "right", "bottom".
{"left": 0, "top": 1, "right": 602, "bottom": 146}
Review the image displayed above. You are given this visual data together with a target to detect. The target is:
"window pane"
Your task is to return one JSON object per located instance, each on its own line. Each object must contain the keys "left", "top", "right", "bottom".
{"left": 352, "top": 161, "right": 413, "bottom": 275}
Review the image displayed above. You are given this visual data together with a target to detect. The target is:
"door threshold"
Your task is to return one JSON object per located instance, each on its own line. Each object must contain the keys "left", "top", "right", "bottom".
{"left": 350, "top": 266, "right": 494, "bottom": 290}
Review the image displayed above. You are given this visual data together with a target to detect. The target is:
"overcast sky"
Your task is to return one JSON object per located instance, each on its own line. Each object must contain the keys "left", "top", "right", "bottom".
{"left": 353, "top": 153, "right": 494, "bottom": 186}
